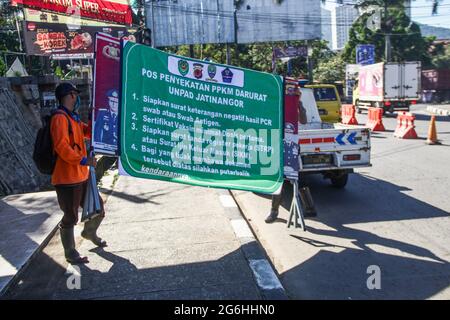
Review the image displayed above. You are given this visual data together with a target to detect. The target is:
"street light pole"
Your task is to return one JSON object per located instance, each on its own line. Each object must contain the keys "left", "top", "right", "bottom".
{"left": 384, "top": 1, "right": 391, "bottom": 62}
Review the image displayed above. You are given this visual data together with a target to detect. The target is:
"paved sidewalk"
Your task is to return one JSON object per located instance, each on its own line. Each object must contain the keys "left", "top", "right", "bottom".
{"left": 3, "top": 175, "right": 286, "bottom": 300}
{"left": 0, "top": 191, "right": 61, "bottom": 295}
{"left": 426, "top": 104, "right": 450, "bottom": 116}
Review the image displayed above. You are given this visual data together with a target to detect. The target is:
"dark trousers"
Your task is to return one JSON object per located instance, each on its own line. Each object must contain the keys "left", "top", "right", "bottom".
{"left": 55, "top": 181, "right": 104, "bottom": 228}
{"left": 271, "top": 181, "right": 288, "bottom": 211}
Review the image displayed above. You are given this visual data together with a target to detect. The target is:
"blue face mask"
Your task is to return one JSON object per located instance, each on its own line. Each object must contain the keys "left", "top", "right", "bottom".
{"left": 73, "top": 96, "right": 81, "bottom": 113}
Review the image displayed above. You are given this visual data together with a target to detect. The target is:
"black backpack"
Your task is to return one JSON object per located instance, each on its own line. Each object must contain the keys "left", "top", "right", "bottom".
{"left": 33, "top": 109, "right": 73, "bottom": 175}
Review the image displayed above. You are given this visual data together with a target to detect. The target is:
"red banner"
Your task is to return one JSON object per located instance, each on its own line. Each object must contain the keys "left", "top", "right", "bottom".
{"left": 92, "top": 33, "right": 121, "bottom": 155}
{"left": 283, "top": 78, "right": 300, "bottom": 180}
{"left": 14, "top": 0, "right": 132, "bottom": 25}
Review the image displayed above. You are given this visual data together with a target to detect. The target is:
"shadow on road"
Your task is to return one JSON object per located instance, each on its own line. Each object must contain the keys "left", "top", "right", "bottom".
{"left": 102, "top": 186, "right": 189, "bottom": 205}
{"left": 275, "top": 174, "right": 450, "bottom": 299}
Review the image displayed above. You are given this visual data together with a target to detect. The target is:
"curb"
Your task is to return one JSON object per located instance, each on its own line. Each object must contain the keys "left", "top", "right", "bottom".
{"left": 426, "top": 106, "right": 450, "bottom": 116}
{"left": 0, "top": 223, "right": 60, "bottom": 297}
{"left": 0, "top": 165, "right": 118, "bottom": 298}
{"left": 217, "top": 190, "right": 288, "bottom": 300}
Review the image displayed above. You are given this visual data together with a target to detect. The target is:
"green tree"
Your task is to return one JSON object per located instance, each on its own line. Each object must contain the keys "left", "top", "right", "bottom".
{"left": 314, "top": 54, "right": 346, "bottom": 84}
{"left": 166, "top": 39, "right": 333, "bottom": 80}
{"left": 343, "top": 1, "right": 431, "bottom": 65}
{"left": 431, "top": 44, "right": 450, "bottom": 69}
{"left": 0, "top": 0, "right": 23, "bottom": 76}
{"left": 0, "top": 0, "right": 21, "bottom": 52}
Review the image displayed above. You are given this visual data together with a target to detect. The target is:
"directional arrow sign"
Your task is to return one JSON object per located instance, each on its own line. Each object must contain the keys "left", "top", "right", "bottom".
{"left": 336, "top": 133, "right": 346, "bottom": 145}
{"left": 335, "top": 132, "right": 358, "bottom": 145}
{"left": 347, "top": 132, "right": 357, "bottom": 145}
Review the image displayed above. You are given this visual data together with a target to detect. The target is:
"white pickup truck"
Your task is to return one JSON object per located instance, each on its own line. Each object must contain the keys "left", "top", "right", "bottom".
{"left": 298, "top": 88, "right": 371, "bottom": 188}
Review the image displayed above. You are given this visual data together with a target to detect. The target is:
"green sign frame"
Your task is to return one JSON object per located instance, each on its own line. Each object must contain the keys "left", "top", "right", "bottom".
{"left": 119, "top": 41, "right": 284, "bottom": 194}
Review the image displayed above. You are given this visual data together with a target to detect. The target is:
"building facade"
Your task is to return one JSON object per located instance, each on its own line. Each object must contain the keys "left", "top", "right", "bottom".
{"left": 331, "top": 4, "right": 359, "bottom": 50}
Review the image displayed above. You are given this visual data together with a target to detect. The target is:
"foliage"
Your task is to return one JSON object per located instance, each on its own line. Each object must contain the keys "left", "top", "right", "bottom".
{"left": 342, "top": 2, "right": 431, "bottom": 66}
{"left": 164, "top": 39, "right": 333, "bottom": 80}
{"left": 431, "top": 44, "right": 450, "bottom": 69}
{"left": 314, "top": 54, "right": 346, "bottom": 84}
{"left": 0, "top": 57, "right": 5, "bottom": 76}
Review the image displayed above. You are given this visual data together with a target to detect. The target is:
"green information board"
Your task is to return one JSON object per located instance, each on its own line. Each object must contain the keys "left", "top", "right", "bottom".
{"left": 119, "top": 41, "right": 283, "bottom": 194}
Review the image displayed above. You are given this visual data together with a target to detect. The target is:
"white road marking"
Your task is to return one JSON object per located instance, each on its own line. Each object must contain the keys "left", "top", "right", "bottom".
{"left": 230, "top": 219, "right": 254, "bottom": 238}
{"left": 249, "top": 259, "right": 283, "bottom": 290}
{"left": 219, "top": 195, "right": 238, "bottom": 208}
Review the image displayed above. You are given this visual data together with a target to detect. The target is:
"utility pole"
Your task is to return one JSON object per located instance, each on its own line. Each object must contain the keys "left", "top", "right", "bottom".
{"left": 13, "top": 9, "right": 23, "bottom": 52}
{"left": 384, "top": 1, "right": 391, "bottom": 62}
{"left": 307, "top": 40, "right": 313, "bottom": 82}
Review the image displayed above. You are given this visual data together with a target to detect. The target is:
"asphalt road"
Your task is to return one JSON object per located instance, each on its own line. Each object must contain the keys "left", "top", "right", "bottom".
{"left": 232, "top": 104, "right": 450, "bottom": 299}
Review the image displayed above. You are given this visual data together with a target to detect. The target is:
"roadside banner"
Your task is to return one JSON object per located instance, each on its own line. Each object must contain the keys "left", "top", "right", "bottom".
{"left": 92, "top": 32, "right": 121, "bottom": 155}
{"left": 283, "top": 79, "right": 300, "bottom": 181}
{"left": 13, "top": 0, "right": 132, "bottom": 25}
{"left": 119, "top": 42, "right": 284, "bottom": 194}
{"left": 23, "top": 8, "right": 125, "bottom": 27}
{"left": 22, "top": 21, "right": 131, "bottom": 56}
{"left": 359, "top": 62, "right": 384, "bottom": 100}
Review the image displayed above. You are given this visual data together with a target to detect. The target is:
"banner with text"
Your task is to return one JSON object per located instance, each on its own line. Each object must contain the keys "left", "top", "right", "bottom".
{"left": 92, "top": 32, "right": 121, "bottom": 155}
{"left": 119, "top": 42, "right": 284, "bottom": 194}
{"left": 14, "top": 0, "right": 132, "bottom": 25}
{"left": 283, "top": 79, "right": 300, "bottom": 181}
{"left": 22, "top": 21, "right": 130, "bottom": 56}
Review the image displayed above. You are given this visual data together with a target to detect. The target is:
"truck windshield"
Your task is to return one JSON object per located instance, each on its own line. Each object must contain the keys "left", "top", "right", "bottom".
{"left": 313, "top": 88, "right": 337, "bottom": 101}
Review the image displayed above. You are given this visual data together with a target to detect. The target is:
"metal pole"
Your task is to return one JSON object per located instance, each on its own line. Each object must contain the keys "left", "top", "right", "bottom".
{"left": 385, "top": 34, "right": 391, "bottom": 62}
{"left": 233, "top": 9, "right": 239, "bottom": 64}
{"left": 151, "top": 0, "right": 156, "bottom": 48}
{"left": 307, "top": 56, "right": 314, "bottom": 82}
{"left": 14, "top": 10, "right": 23, "bottom": 52}
{"left": 226, "top": 43, "right": 231, "bottom": 65}
{"left": 384, "top": 1, "right": 391, "bottom": 62}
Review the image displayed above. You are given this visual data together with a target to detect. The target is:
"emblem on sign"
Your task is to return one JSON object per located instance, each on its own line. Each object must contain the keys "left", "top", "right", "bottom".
{"left": 222, "top": 67, "right": 233, "bottom": 83}
{"left": 206, "top": 64, "right": 217, "bottom": 82}
{"left": 178, "top": 60, "right": 189, "bottom": 76}
{"left": 193, "top": 63, "right": 204, "bottom": 79}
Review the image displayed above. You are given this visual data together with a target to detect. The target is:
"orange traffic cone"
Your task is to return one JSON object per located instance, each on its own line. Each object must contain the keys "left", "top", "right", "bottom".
{"left": 426, "top": 115, "right": 440, "bottom": 145}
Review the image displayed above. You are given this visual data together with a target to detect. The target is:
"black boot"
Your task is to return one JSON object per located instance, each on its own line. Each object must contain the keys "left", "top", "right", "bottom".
{"left": 60, "top": 226, "right": 89, "bottom": 264}
{"left": 265, "top": 193, "right": 282, "bottom": 223}
{"left": 265, "top": 209, "right": 279, "bottom": 223}
{"left": 81, "top": 215, "right": 107, "bottom": 247}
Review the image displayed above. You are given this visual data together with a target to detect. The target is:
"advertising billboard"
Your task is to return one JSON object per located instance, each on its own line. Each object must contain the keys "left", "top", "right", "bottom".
{"left": 23, "top": 8, "right": 125, "bottom": 27}
{"left": 146, "top": 0, "right": 235, "bottom": 47}
{"left": 358, "top": 62, "right": 384, "bottom": 100}
{"left": 146, "top": 0, "right": 321, "bottom": 47}
{"left": 14, "top": 0, "right": 132, "bottom": 25}
{"left": 22, "top": 21, "right": 131, "bottom": 56}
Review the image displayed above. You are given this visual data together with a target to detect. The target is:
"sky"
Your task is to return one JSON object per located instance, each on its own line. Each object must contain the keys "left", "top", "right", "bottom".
{"left": 322, "top": 0, "right": 450, "bottom": 29}
{"left": 411, "top": 0, "right": 450, "bottom": 28}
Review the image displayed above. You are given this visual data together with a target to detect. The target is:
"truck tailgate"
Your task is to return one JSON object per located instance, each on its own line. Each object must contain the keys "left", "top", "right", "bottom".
{"left": 298, "top": 127, "right": 371, "bottom": 171}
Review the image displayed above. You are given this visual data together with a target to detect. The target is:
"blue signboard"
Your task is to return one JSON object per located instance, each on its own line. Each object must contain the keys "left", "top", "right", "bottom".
{"left": 356, "top": 44, "right": 375, "bottom": 65}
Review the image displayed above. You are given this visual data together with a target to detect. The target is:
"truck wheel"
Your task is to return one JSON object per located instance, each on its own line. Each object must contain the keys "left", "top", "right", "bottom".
{"left": 330, "top": 173, "right": 348, "bottom": 188}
